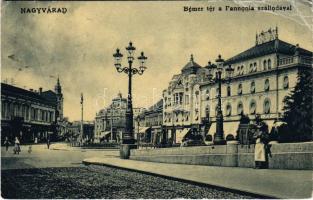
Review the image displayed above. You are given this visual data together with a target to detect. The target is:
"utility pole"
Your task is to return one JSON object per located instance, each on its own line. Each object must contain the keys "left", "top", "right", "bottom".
{"left": 80, "top": 93, "right": 84, "bottom": 143}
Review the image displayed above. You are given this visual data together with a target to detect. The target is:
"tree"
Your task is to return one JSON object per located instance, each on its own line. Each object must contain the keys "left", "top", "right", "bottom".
{"left": 282, "top": 68, "right": 313, "bottom": 142}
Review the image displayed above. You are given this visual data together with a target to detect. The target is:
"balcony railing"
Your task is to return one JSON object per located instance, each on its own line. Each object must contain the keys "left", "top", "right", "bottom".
{"left": 278, "top": 55, "right": 312, "bottom": 67}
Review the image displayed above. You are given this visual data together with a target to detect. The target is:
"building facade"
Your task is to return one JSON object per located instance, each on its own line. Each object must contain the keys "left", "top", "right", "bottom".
{"left": 136, "top": 99, "right": 163, "bottom": 144}
{"left": 1, "top": 83, "right": 56, "bottom": 142}
{"left": 68, "top": 120, "right": 94, "bottom": 142}
{"left": 162, "top": 28, "right": 312, "bottom": 144}
{"left": 94, "top": 92, "right": 145, "bottom": 143}
{"left": 162, "top": 55, "right": 211, "bottom": 144}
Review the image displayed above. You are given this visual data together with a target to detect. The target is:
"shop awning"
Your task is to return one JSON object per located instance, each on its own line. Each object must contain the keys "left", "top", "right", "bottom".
{"left": 223, "top": 122, "right": 240, "bottom": 137}
{"left": 100, "top": 131, "right": 111, "bottom": 138}
{"left": 138, "top": 127, "right": 150, "bottom": 134}
{"left": 176, "top": 128, "right": 190, "bottom": 144}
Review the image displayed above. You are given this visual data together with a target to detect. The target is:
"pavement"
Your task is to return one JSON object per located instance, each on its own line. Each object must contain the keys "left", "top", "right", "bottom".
{"left": 83, "top": 156, "right": 313, "bottom": 199}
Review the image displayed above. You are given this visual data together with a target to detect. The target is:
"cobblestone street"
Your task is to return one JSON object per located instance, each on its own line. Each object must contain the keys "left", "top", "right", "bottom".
{"left": 2, "top": 165, "right": 257, "bottom": 199}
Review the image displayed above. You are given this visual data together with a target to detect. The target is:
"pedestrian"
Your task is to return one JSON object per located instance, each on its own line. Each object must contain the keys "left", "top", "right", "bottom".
{"left": 14, "top": 137, "right": 21, "bottom": 155}
{"left": 28, "top": 145, "right": 32, "bottom": 154}
{"left": 47, "top": 138, "right": 50, "bottom": 149}
{"left": 34, "top": 137, "right": 38, "bottom": 144}
{"left": 3, "top": 137, "right": 11, "bottom": 151}
{"left": 253, "top": 114, "right": 270, "bottom": 169}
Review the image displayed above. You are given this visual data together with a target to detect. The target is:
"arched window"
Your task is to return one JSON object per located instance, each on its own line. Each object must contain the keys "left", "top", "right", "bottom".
{"left": 226, "top": 134, "right": 235, "bottom": 141}
{"left": 264, "top": 79, "right": 270, "bottom": 91}
{"left": 237, "top": 102, "right": 244, "bottom": 115}
{"left": 226, "top": 104, "right": 232, "bottom": 116}
{"left": 250, "top": 81, "right": 256, "bottom": 93}
{"left": 237, "top": 66, "right": 240, "bottom": 75}
{"left": 249, "top": 100, "right": 256, "bottom": 114}
{"left": 264, "top": 99, "right": 271, "bottom": 114}
{"left": 249, "top": 64, "right": 253, "bottom": 72}
{"left": 253, "top": 62, "right": 257, "bottom": 72}
{"left": 283, "top": 76, "right": 289, "bottom": 89}
{"left": 227, "top": 85, "right": 231, "bottom": 96}
{"left": 263, "top": 60, "right": 267, "bottom": 70}
{"left": 268, "top": 59, "right": 272, "bottom": 69}
{"left": 241, "top": 65, "right": 244, "bottom": 75}
{"left": 238, "top": 83, "right": 243, "bottom": 95}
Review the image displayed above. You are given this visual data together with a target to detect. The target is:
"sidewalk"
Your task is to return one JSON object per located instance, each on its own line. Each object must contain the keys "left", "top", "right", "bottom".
{"left": 83, "top": 157, "right": 312, "bottom": 199}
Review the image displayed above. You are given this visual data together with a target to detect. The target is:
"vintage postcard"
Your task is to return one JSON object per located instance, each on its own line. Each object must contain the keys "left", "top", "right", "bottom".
{"left": 1, "top": 0, "right": 312, "bottom": 199}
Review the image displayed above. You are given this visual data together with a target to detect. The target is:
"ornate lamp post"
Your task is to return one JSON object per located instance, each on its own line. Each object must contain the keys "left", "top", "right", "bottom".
{"left": 113, "top": 42, "right": 147, "bottom": 158}
{"left": 206, "top": 55, "right": 234, "bottom": 145}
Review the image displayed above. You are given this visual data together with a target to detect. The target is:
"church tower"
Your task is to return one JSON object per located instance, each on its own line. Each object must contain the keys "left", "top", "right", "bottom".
{"left": 55, "top": 77, "right": 64, "bottom": 121}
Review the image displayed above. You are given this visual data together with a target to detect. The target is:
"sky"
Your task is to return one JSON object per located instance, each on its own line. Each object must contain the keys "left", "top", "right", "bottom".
{"left": 2, "top": 0, "right": 312, "bottom": 121}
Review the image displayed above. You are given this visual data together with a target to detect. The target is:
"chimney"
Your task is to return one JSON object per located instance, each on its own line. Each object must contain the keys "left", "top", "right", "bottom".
{"left": 39, "top": 87, "right": 43, "bottom": 95}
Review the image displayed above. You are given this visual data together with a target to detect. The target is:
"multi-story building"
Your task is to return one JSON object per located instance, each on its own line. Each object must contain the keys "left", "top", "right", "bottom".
{"left": 163, "top": 27, "right": 312, "bottom": 144}
{"left": 135, "top": 99, "right": 163, "bottom": 144}
{"left": 94, "top": 92, "right": 145, "bottom": 143}
{"left": 67, "top": 120, "right": 94, "bottom": 141}
{"left": 162, "top": 55, "right": 211, "bottom": 144}
{"left": 203, "top": 28, "right": 312, "bottom": 141}
{"left": 1, "top": 83, "right": 56, "bottom": 142}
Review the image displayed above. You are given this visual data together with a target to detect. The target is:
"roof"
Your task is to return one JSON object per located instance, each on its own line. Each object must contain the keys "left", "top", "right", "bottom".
{"left": 41, "top": 90, "right": 58, "bottom": 106}
{"left": 181, "top": 54, "right": 202, "bottom": 74}
{"left": 225, "top": 39, "right": 312, "bottom": 65}
{"left": 1, "top": 83, "right": 55, "bottom": 107}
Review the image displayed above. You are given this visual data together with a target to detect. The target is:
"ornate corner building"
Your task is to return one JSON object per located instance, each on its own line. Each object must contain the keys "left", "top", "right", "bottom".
{"left": 162, "top": 28, "right": 312, "bottom": 143}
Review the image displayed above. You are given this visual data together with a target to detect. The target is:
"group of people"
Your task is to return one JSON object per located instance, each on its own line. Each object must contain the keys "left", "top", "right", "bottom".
{"left": 3, "top": 136, "right": 51, "bottom": 154}
{"left": 3, "top": 136, "right": 21, "bottom": 154}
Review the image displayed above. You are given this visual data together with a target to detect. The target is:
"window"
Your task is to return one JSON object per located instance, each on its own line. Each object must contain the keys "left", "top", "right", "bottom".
{"left": 226, "top": 104, "right": 232, "bottom": 116}
{"left": 205, "top": 106, "right": 210, "bottom": 117}
{"left": 268, "top": 59, "right": 272, "bottom": 69}
{"left": 263, "top": 60, "right": 267, "bottom": 70}
{"left": 227, "top": 86, "right": 231, "bottom": 96}
{"left": 205, "top": 89, "right": 210, "bottom": 100}
{"left": 238, "top": 83, "right": 243, "bottom": 95}
{"left": 253, "top": 62, "right": 257, "bottom": 72}
{"left": 249, "top": 64, "right": 253, "bottom": 72}
{"left": 264, "top": 99, "right": 271, "bottom": 114}
{"left": 283, "top": 76, "right": 289, "bottom": 89}
{"left": 264, "top": 79, "right": 270, "bottom": 91}
{"left": 237, "top": 66, "right": 240, "bottom": 75}
{"left": 249, "top": 100, "right": 256, "bottom": 114}
{"left": 237, "top": 102, "right": 244, "bottom": 115}
{"left": 250, "top": 81, "right": 255, "bottom": 93}
{"left": 241, "top": 65, "right": 244, "bottom": 75}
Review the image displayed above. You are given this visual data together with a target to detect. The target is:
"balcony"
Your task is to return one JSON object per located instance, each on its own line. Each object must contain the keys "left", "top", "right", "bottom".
{"left": 278, "top": 55, "right": 312, "bottom": 68}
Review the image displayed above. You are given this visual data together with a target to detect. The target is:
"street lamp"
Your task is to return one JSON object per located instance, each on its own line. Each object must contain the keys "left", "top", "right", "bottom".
{"left": 206, "top": 55, "right": 234, "bottom": 145}
{"left": 113, "top": 42, "right": 147, "bottom": 147}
